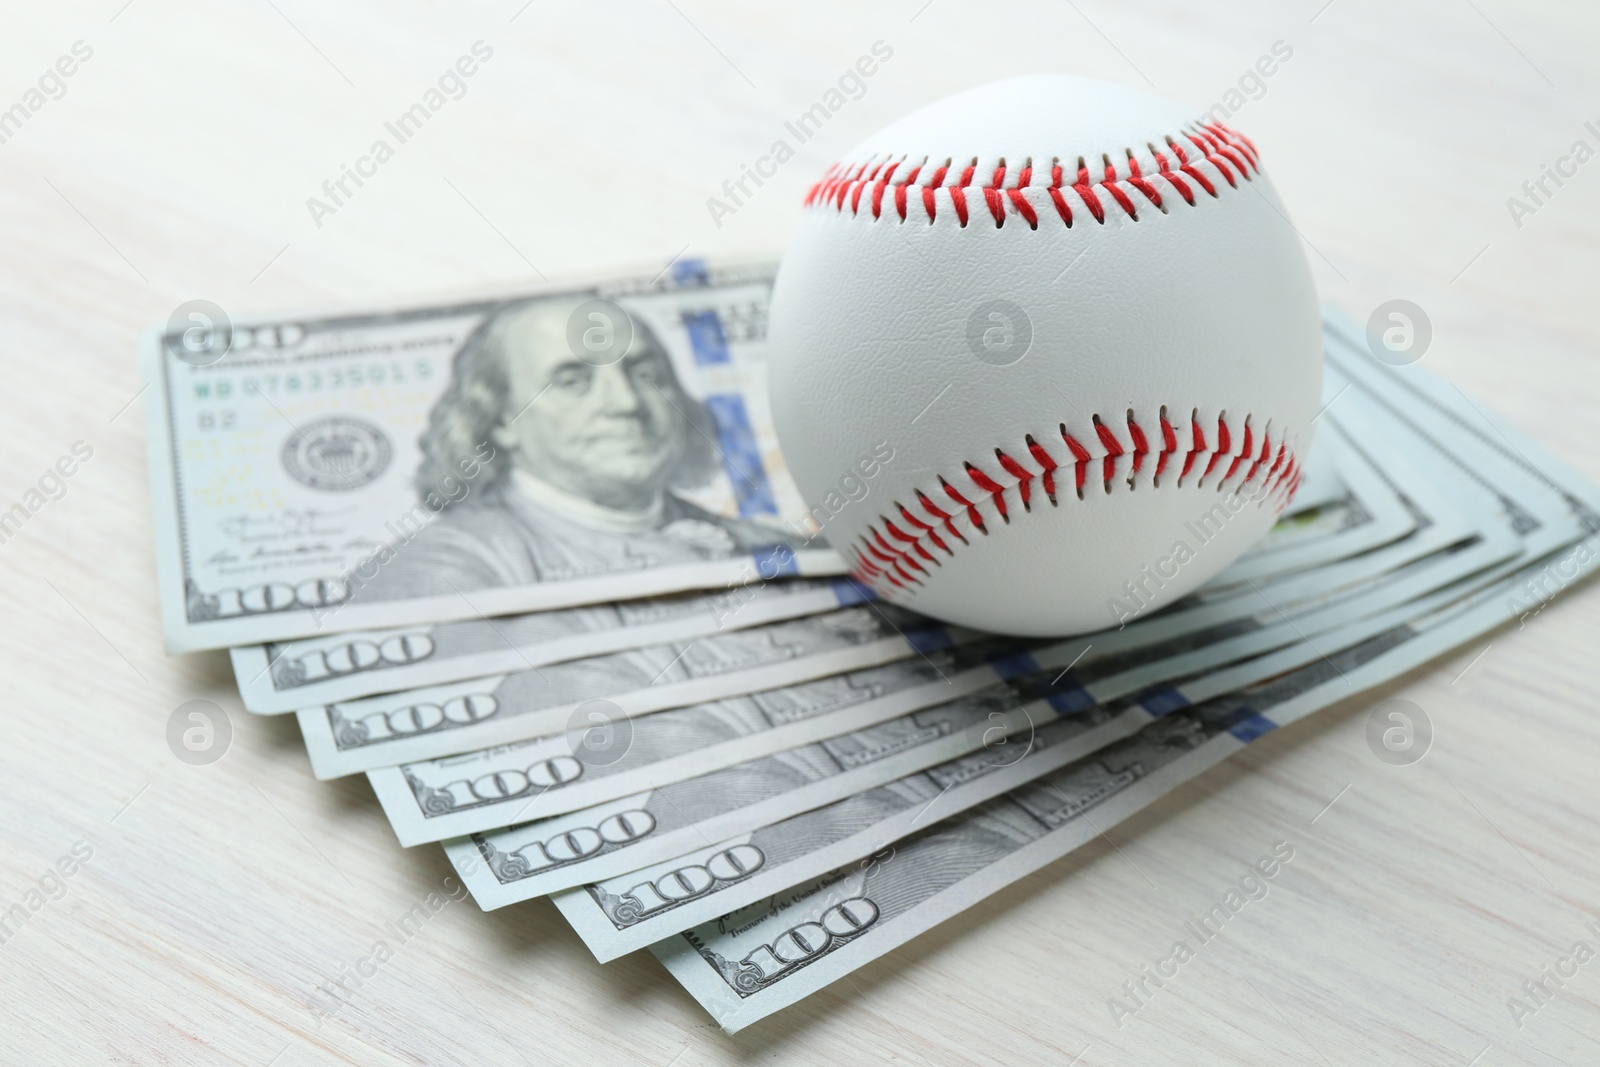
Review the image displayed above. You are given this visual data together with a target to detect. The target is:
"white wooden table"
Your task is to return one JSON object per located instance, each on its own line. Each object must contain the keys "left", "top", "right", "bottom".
{"left": 2, "top": 2, "right": 1596, "bottom": 1063}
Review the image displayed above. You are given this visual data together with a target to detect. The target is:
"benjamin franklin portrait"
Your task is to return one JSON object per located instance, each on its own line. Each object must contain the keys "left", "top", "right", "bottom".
{"left": 363, "top": 293, "right": 794, "bottom": 599}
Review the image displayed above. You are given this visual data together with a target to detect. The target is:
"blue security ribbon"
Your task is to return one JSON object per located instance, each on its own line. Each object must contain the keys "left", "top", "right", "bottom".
{"left": 1223, "top": 708, "right": 1277, "bottom": 743}
{"left": 830, "top": 577, "right": 875, "bottom": 606}
{"left": 683, "top": 308, "right": 730, "bottom": 365}
{"left": 903, "top": 625, "right": 953, "bottom": 654}
{"left": 704, "top": 393, "right": 776, "bottom": 517}
{"left": 671, "top": 257, "right": 711, "bottom": 287}
{"left": 750, "top": 544, "right": 798, "bottom": 578}
{"left": 1137, "top": 686, "right": 1191, "bottom": 718}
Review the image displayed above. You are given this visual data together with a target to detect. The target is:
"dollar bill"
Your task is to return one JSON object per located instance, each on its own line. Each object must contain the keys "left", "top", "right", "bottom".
{"left": 443, "top": 508, "right": 1509, "bottom": 900}
{"left": 1314, "top": 333, "right": 1595, "bottom": 620}
{"left": 301, "top": 604, "right": 968, "bottom": 778}
{"left": 1318, "top": 319, "right": 1599, "bottom": 629}
{"left": 144, "top": 261, "right": 846, "bottom": 653}
{"left": 230, "top": 577, "right": 865, "bottom": 714}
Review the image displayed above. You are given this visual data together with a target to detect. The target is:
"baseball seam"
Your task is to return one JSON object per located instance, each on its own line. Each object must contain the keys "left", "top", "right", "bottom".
{"left": 847, "top": 408, "right": 1300, "bottom": 594}
{"left": 803, "top": 121, "right": 1259, "bottom": 228}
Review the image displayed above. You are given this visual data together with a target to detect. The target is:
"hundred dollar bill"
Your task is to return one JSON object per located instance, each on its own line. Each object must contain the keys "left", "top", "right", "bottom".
{"left": 301, "top": 604, "right": 968, "bottom": 778}
{"left": 144, "top": 260, "right": 850, "bottom": 653}
{"left": 652, "top": 550, "right": 1596, "bottom": 1030}
{"left": 443, "top": 512, "right": 1508, "bottom": 899}
{"left": 231, "top": 576, "right": 863, "bottom": 714}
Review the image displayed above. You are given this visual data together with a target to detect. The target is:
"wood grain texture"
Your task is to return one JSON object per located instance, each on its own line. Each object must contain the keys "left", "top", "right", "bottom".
{"left": 0, "top": 1, "right": 1596, "bottom": 1064}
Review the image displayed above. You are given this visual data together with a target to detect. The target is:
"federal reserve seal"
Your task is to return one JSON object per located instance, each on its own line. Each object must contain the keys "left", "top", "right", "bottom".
{"left": 282, "top": 416, "right": 392, "bottom": 491}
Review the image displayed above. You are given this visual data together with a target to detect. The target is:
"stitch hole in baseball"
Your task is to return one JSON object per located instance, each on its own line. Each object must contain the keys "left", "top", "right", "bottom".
{"left": 768, "top": 75, "right": 1320, "bottom": 635}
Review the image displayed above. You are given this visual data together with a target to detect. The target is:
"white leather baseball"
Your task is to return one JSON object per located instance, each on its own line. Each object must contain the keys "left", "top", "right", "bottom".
{"left": 768, "top": 75, "right": 1322, "bottom": 636}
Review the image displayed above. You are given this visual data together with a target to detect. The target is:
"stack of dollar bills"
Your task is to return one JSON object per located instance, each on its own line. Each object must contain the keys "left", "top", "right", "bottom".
{"left": 143, "top": 260, "right": 1600, "bottom": 1032}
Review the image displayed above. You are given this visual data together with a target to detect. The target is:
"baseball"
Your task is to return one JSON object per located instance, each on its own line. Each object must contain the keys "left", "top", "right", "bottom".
{"left": 768, "top": 75, "right": 1322, "bottom": 636}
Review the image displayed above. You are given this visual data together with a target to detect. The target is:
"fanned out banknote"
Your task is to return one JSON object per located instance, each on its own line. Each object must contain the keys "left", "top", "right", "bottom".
{"left": 646, "top": 596, "right": 1497, "bottom": 1031}
{"left": 140, "top": 259, "right": 1598, "bottom": 1035}
{"left": 652, "top": 530, "right": 1599, "bottom": 1031}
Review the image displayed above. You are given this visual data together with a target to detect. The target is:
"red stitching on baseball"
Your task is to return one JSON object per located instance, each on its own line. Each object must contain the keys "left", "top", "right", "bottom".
{"left": 845, "top": 408, "right": 1300, "bottom": 595}
{"left": 807, "top": 122, "right": 1260, "bottom": 229}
